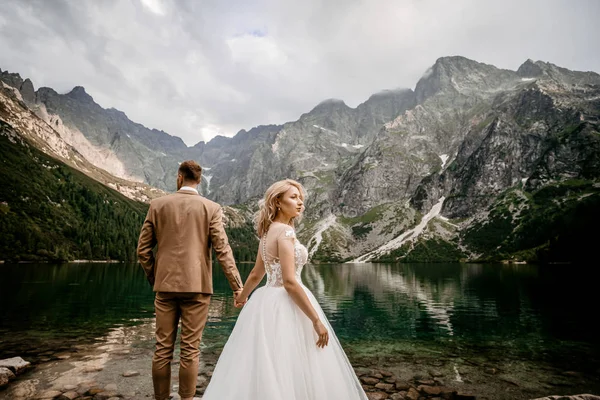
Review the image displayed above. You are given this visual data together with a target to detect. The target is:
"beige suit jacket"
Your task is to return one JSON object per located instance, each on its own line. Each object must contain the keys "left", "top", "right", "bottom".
{"left": 137, "top": 190, "right": 243, "bottom": 293}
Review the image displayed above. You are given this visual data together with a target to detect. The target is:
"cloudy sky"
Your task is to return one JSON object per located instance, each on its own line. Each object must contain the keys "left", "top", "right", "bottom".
{"left": 1, "top": 0, "right": 599, "bottom": 145}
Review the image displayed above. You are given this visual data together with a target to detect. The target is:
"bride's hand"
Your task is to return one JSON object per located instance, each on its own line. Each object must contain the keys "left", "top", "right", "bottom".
{"left": 313, "top": 320, "right": 329, "bottom": 348}
{"left": 233, "top": 290, "right": 247, "bottom": 308}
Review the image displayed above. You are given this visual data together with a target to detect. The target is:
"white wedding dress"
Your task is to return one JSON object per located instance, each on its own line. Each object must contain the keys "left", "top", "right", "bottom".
{"left": 202, "top": 223, "right": 368, "bottom": 399}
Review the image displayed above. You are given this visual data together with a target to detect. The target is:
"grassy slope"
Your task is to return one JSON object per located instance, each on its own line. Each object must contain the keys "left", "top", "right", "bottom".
{"left": 0, "top": 120, "right": 148, "bottom": 261}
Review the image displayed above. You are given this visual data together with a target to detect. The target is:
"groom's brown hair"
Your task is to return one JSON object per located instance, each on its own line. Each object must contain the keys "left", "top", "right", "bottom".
{"left": 178, "top": 160, "right": 202, "bottom": 182}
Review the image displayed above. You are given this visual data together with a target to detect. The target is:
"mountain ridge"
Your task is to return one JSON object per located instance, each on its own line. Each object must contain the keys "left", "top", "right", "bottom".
{"left": 2, "top": 57, "right": 599, "bottom": 263}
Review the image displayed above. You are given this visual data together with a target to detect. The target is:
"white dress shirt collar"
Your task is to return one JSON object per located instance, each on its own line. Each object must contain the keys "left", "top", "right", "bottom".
{"left": 179, "top": 186, "right": 199, "bottom": 194}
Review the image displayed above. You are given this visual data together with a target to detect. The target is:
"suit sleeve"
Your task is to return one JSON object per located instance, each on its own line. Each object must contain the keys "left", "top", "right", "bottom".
{"left": 137, "top": 204, "right": 157, "bottom": 288}
{"left": 209, "top": 206, "right": 243, "bottom": 291}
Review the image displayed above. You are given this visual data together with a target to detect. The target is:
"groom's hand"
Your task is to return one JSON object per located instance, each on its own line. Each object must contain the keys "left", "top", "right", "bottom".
{"left": 233, "top": 289, "right": 247, "bottom": 308}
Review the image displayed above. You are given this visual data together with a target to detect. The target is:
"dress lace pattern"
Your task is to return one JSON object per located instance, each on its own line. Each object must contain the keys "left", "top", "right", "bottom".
{"left": 262, "top": 228, "right": 309, "bottom": 287}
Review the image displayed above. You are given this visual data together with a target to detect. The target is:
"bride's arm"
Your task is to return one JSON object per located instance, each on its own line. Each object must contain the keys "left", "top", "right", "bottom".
{"left": 279, "top": 236, "right": 329, "bottom": 348}
{"left": 237, "top": 246, "right": 266, "bottom": 301}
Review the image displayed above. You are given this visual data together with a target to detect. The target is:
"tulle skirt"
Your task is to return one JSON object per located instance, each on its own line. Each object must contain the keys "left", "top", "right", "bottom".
{"left": 202, "top": 284, "right": 368, "bottom": 400}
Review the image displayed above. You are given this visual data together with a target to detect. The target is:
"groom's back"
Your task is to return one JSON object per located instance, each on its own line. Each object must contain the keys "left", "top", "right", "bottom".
{"left": 149, "top": 191, "right": 220, "bottom": 293}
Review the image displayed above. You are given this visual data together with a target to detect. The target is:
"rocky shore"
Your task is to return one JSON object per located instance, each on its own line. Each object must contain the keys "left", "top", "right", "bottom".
{"left": 1, "top": 322, "right": 599, "bottom": 400}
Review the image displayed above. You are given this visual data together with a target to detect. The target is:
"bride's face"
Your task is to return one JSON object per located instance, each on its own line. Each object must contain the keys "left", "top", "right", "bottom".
{"left": 276, "top": 186, "right": 304, "bottom": 220}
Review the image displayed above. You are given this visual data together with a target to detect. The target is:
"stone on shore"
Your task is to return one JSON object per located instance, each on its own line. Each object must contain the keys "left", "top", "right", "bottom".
{"left": 406, "top": 387, "right": 420, "bottom": 400}
{"left": 58, "top": 391, "right": 80, "bottom": 400}
{"left": 122, "top": 370, "right": 140, "bottom": 377}
{"left": 0, "top": 356, "right": 31, "bottom": 374}
{"left": 375, "top": 382, "right": 395, "bottom": 392}
{"left": 0, "top": 366, "right": 16, "bottom": 387}
{"left": 36, "top": 389, "right": 63, "bottom": 399}
{"left": 361, "top": 376, "right": 381, "bottom": 385}
{"left": 366, "top": 392, "right": 389, "bottom": 400}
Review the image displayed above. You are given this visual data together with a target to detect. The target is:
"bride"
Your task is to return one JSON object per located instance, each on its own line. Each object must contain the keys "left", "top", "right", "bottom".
{"left": 202, "top": 179, "right": 368, "bottom": 399}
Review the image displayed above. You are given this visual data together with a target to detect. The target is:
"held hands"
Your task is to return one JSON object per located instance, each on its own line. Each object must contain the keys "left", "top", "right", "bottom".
{"left": 233, "top": 289, "right": 248, "bottom": 308}
{"left": 313, "top": 319, "right": 329, "bottom": 348}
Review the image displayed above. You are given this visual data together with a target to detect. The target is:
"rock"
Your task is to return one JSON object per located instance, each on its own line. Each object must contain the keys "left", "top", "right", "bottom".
{"left": 390, "top": 394, "right": 405, "bottom": 400}
{"left": 86, "top": 388, "right": 104, "bottom": 396}
{"left": 380, "top": 370, "right": 393, "bottom": 377}
{"left": 455, "top": 393, "right": 476, "bottom": 400}
{"left": 406, "top": 388, "right": 420, "bottom": 400}
{"left": 361, "top": 376, "right": 380, "bottom": 385}
{"left": 63, "top": 385, "right": 78, "bottom": 391}
{"left": 395, "top": 381, "right": 411, "bottom": 391}
{"left": 103, "top": 384, "right": 117, "bottom": 391}
{"left": 58, "top": 392, "right": 80, "bottom": 400}
{"left": 0, "top": 356, "right": 31, "bottom": 374}
{"left": 0, "top": 367, "right": 16, "bottom": 387}
{"left": 13, "top": 383, "right": 38, "bottom": 398}
{"left": 370, "top": 373, "right": 384, "bottom": 379}
{"left": 375, "top": 382, "right": 395, "bottom": 392}
{"left": 419, "top": 385, "right": 441, "bottom": 395}
{"left": 355, "top": 368, "right": 372, "bottom": 376}
{"left": 77, "top": 385, "right": 94, "bottom": 395}
{"left": 429, "top": 370, "right": 444, "bottom": 377}
{"left": 122, "top": 370, "right": 140, "bottom": 377}
{"left": 36, "top": 390, "right": 63, "bottom": 399}
{"left": 484, "top": 367, "right": 499, "bottom": 375}
{"left": 367, "top": 392, "right": 389, "bottom": 400}
{"left": 93, "top": 391, "right": 119, "bottom": 400}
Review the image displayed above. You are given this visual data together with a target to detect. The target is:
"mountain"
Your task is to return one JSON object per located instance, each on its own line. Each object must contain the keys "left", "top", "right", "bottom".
{"left": 0, "top": 76, "right": 165, "bottom": 203}
{"left": 0, "top": 73, "right": 257, "bottom": 263}
{"left": 2, "top": 57, "right": 599, "bottom": 263}
{"left": 0, "top": 119, "right": 148, "bottom": 261}
{"left": 331, "top": 57, "right": 600, "bottom": 262}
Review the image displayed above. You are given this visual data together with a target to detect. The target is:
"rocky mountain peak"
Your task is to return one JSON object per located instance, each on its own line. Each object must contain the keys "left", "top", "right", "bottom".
{"left": 311, "top": 98, "right": 350, "bottom": 111}
{"left": 415, "top": 56, "right": 518, "bottom": 103}
{"left": 207, "top": 134, "right": 231, "bottom": 147}
{"left": 517, "top": 59, "right": 545, "bottom": 78}
{"left": 20, "top": 78, "right": 35, "bottom": 103}
{"left": 0, "top": 69, "right": 24, "bottom": 90}
{"left": 66, "top": 86, "right": 94, "bottom": 103}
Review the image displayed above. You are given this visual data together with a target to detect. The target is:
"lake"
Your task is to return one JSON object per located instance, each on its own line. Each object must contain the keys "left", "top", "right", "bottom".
{"left": 1, "top": 262, "right": 599, "bottom": 398}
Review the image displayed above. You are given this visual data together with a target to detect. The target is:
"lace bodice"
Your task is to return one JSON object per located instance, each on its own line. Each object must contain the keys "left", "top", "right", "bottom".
{"left": 262, "top": 225, "right": 308, "bottom": 287}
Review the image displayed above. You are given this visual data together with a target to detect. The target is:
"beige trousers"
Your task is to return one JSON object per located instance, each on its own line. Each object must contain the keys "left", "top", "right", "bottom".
{"left": 152, "top": 292, "right": 211, "bottom": 400}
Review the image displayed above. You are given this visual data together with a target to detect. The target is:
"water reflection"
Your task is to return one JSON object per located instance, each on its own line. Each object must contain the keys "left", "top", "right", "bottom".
{"left": 0, "top": 262, "right": 597, "bottom": 369}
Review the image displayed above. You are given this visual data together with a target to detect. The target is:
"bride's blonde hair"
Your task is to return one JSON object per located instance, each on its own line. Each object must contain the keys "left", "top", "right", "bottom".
{"left": 254, "top": 179, "right": 306, "bottom": 237}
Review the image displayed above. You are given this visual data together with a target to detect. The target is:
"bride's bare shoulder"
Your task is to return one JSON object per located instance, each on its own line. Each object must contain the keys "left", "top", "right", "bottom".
{"left": 268, "top": 222, "right": 295, "bottom": 238}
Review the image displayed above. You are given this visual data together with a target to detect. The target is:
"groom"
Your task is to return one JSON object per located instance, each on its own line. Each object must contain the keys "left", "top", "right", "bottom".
{"left": 137, "top": 160, "right": 244, "bottom": 400}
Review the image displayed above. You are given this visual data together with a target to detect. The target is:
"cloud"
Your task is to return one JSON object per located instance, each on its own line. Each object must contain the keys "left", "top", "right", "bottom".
{"left": 1, "top": 0, "right": 599, "bottom": 145}
{"left": 140, "top": 0, "right": 166, "bottom": 15}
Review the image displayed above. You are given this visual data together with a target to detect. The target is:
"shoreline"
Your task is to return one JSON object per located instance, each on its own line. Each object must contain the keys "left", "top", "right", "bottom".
{"left": 2, "top": 325, "right": 599, "bottom": 400}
